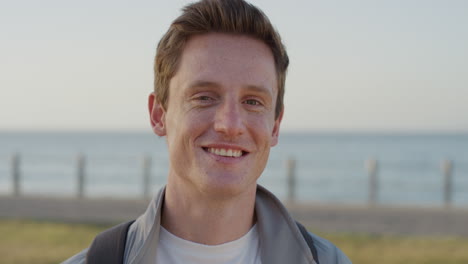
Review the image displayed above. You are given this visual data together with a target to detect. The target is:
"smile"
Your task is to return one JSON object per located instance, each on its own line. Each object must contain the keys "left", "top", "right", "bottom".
{"left": 205, "top": 147, "right": 244, "bottom": 158}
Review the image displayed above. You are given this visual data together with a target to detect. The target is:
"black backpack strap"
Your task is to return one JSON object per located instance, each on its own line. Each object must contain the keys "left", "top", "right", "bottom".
{"left": 86, "top": 220, "right": 135, "bottom": 264}
{"left": 296, "top": 221, "right": 320, "bottom": 264}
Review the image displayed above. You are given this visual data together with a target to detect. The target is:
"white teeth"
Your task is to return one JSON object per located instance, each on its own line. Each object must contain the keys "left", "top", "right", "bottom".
{"left": 208, "top": 148, "right": 242, "bottom": 158}
{"left": 220, "top": 149, "right": 227, "bottom": 156}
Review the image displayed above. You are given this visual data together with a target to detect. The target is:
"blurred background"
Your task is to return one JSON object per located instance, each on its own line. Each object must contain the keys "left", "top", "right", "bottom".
{"left": 1, "top": 0, "right": 468, "bottom": 263}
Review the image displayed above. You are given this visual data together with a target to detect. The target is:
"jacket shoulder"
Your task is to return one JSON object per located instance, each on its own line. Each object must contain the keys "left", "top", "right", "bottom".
{"left": 61, "top": 249, "right": 88, "bottom": 264}
{"left": 307, "top": 231, "right": 352, "bottom": 264}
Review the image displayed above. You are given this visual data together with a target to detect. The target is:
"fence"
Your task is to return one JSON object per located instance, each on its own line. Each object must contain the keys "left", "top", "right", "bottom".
{"left": 1, "top": 153, "right": 467, "bottom": 207}
{"left": 3, "top": 153, "right": 159, "bottom": 200}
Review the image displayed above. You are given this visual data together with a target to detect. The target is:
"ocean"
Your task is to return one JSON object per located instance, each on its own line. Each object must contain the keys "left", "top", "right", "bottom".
{"left": 0, "top": 131, "right": 467, "bottom": 207}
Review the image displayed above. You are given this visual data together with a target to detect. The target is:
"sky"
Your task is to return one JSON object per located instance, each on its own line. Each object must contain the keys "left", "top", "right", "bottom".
{"left": 1, "top": 0, "right": 467, "bottom": 133}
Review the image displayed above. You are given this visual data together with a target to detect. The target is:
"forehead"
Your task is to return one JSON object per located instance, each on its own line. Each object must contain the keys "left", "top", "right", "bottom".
{"left": 171, "top": 33, "right": 277, "bottom": 94}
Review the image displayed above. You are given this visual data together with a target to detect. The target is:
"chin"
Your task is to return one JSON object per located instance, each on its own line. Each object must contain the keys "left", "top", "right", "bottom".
{"left": 199, "top": 175, "right": 257, "bottom": 199}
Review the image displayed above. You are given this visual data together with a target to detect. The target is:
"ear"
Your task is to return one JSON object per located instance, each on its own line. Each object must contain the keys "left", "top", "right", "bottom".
{"left": 270, "top": 108, "right": 284, "bottom": 147}
{"left": 148, "top": 92, "right": 167, "bottom": 136}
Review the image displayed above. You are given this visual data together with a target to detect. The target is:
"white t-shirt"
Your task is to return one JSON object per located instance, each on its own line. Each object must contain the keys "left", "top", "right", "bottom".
{"left": 156, "top": 225, "right": 262, "bottom": 264}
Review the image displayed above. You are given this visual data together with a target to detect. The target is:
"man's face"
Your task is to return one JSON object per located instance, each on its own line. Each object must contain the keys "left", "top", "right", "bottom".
{"left": 149, "top": 33, "right": 283, "bottom": 197}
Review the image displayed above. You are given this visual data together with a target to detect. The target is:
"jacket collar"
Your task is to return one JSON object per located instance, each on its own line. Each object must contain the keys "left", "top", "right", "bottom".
{"left": 256, "top": 185, "right": 315, "bottom": 264}
{"left": 125, "top": 185, "right": 314, "bottom": 264}
{"left": 124, "top": 187, "right": 165, "bottom": 264}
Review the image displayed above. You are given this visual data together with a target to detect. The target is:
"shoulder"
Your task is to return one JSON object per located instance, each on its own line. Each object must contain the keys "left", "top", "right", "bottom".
{"left": 307, "top": 231, "right": 352, "bottom": 264}
{"left": 61, "top": 249, "right": 88, "bottom": 264}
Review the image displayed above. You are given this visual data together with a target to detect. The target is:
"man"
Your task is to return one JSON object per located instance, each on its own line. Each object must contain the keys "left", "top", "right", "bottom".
{"left": 64, "top": 0, "right": 351, "bottom": 263}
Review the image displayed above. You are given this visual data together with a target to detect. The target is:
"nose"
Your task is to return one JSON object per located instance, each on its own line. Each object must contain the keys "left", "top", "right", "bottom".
{"left": 214, "top": 99, "right": 245, "bottom": 137}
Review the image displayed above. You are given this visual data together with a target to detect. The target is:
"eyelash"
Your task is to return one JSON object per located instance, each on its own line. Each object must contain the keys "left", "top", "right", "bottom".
{"left": 192, "top": 95, "right": 264, "bottom": 107}
{"left": 244, "top": 99, "right": 262, "bottom": 106}
{"left": 197, "top": 95, "right": 212, "bottom": 101}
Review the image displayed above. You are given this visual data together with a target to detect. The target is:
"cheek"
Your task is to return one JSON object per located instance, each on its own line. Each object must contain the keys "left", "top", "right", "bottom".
{"left": 166, "top": 110, "right": 210, "bottom": 145}
{"left": 249, "top": 116, "right": 276, "bottom": 142}
{"left": 164, "top": 111, "right": 189, "bottom": 153}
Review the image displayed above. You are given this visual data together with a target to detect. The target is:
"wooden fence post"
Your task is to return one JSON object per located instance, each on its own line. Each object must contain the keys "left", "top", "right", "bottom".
{"left": 77, "top": 154, "right": 85, "bottom": 199}
{"left": 11, "top": 153, "right": 20, "bottom": 197}
{"left": 286, "top": 158, "right": 297, "bottom": 202}
{"left": 142, "top": 155, "right": 151, "bottom": 200}
{"left": 366, "top": 158, "right": 378, "bottom": 206}
{"left": 442, "top": 159, "right": 453, "bottom": 208}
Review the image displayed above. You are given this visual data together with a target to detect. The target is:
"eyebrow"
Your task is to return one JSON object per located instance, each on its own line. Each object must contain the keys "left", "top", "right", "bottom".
{"left": 244, "top": 84, "right": 273, "bottom": 98}
{"left": 187, "top": 80, "right": 219, "bottom": 90}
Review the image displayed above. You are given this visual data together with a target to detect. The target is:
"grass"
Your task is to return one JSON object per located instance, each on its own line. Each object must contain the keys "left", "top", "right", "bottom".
{"left": 2, "top": 219, "right": 468, "bottom": 264}
{"left": 0, "top": 219, "right": 113, "bottom": 264}
{"left": 320, "top": 232, "right": 468, "bottom": 264}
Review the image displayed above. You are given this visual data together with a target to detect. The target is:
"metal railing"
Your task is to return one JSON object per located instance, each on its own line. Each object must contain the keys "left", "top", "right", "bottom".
{"left": 2, "top": 153, "right": 467, "bottom": 207}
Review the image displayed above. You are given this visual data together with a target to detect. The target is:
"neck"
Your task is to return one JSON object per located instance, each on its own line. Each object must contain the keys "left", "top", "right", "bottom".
{"left": 161, "top": 177, "right": 257, "bottom": 245}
